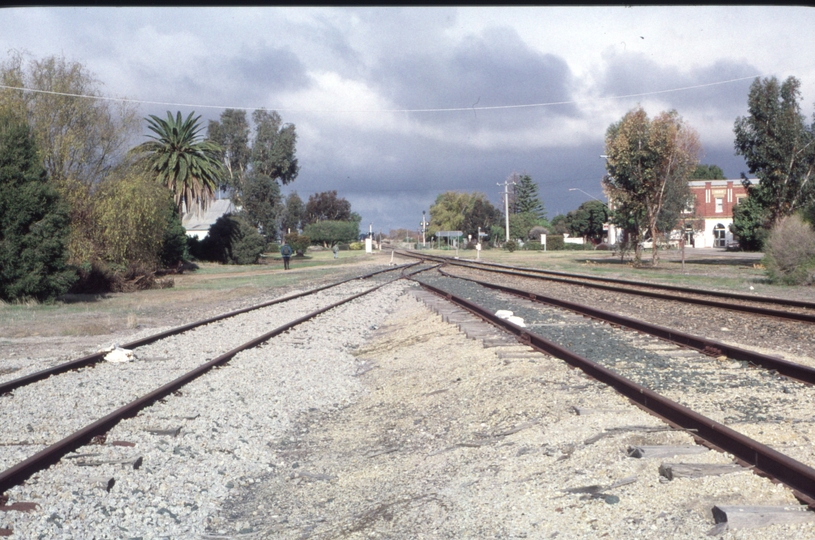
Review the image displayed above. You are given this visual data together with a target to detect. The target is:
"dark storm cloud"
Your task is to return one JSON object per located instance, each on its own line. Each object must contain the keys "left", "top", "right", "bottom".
{"left": 372, "top": 26, "right": 578, "bottom": 127}
{"left": 598, "top": 51, "right": 758, "bottom": 118}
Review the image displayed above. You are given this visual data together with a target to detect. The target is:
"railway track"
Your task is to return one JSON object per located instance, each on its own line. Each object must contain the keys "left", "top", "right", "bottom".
{"left": 409, "top": 269, "right": 815, "bottom": 505}
{"left": 0, "top": 263, "right": 416, "bottom": 395}
{"left": 0, "top": 266, "right": 428, "bottom": 537}
{"left": 395, "top": 250, "right": 815, "bottom": 324}
{"left": 3, "top": 258, "right": 814, "bottom": 537}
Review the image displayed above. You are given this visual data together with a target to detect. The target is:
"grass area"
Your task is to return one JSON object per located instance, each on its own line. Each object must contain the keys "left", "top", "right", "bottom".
{"left": 0, "top": 250, "right": 390, "bottom": 339}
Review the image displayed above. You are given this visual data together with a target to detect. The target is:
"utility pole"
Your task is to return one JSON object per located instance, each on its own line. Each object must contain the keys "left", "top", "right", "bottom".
{"left": 497, "top": 177, "right": 517, "bottom": 242}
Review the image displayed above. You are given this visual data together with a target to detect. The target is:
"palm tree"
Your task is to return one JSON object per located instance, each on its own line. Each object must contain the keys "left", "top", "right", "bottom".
{"left": 132, "top": 111, "right": 225, "bottom": 218}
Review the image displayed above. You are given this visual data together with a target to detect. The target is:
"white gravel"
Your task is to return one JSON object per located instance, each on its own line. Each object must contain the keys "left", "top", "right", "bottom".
{"left": 1, "top": 278, "right": 412, "bottom": 538}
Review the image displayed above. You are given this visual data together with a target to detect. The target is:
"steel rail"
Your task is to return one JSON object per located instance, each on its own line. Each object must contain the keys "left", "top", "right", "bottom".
{"left": 0, "top": 263, "right": 416, "bottom": 396}
{"left": 413, "top": 278, "right": 815, "bottom": 507}
{"left": 438, "top": 268, "right": 815, "bottom": 385}
{"left": 399, "top": 250, "right": 815, "bottom": 311}
{"left": 397, "top": 251, "right": 815, "bottom": 324}
{"left": 0, "top": 279, "right": 396, "bottom": 494}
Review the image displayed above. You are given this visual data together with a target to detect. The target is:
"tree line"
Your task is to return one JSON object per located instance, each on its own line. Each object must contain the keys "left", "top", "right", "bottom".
{"left": 602, "top": 75, "right": 815, "bottom": 274}
{"left": 0, "top": 52, "right": 361, "bottom": 302}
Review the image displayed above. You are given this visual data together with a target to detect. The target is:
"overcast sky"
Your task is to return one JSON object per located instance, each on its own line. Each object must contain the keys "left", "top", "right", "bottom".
{"left": 2, "top": 6, "right": 815, "bottom": 233}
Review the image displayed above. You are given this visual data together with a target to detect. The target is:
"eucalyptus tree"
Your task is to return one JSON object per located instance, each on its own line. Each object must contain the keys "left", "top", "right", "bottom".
{"left": 132, "top": 111, "right": 225, "bottom": 218}
{"left": 603, "top": 107, "right": 700, "bottom": 266}
{"left": 207, "top": 108, "right": 250, "bottom": 189}
{"left": 251, "top": 109, "right": 299, "bottom": 185}
{"left": 733, "top": 76, "right": 815, "bottom": 247}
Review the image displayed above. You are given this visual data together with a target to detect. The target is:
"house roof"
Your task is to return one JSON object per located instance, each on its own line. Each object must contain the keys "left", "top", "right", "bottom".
{"left": 181, "top": 198, "right": 237, "bottom": 232}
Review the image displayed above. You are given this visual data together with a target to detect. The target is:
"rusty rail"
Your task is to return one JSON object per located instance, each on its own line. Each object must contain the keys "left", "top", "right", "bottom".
{"left": 0, "top": 263, "right": 415, "bottom": 396}
{"left": 440, "top": 268, "right": 815, "bottom": 385}
{"left": 396, "top": 251, "right": 815, "bottom": 323}
{"left": 413, "top": 278, "right": 815, "bottom": 506}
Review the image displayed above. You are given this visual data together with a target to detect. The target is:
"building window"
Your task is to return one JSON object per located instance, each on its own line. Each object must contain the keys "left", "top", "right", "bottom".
{"left": 736, "top": 195, "right": 746, "bottom": 205}
{"left": 714, "top": 224, "right": 726, "bottom": 248}
{"left": 715, "top": 198, "right": 723, "bottom": 213}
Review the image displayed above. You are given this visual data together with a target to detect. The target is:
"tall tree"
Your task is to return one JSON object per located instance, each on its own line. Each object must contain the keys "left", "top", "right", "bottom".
{"left": 240, "top": 173, "right": 283, "bottom": 241}
{"left": 512, "top": 173, "right": 546, "bottom": 219}
{"left": 251, "top": 109, "right": 299, "bottom": 185}
{"left": 303, "top": 190, "right": 352, "bottom": 225}
{"left": 734, "top": 76, "right": 815, "bottom": 229}
{"left": 603, "top": 107, "right": 700, "bottom": 265}
{"left": 462, "top": 196, "right": 503, "bottom": 239}
{"left": 0, "top": 113, "right": 75, "bottom": 302}
{"left": 207, "top": 109, "right": 250, "bottom": 189}
{"left": 0, "top": 51, "right": 140, "bottom": 264}
{"left": 281, "top": 191, "right": 304, "bottom": 234}
{"left": 131, "top": 111, "right": 225, "bottom": 218}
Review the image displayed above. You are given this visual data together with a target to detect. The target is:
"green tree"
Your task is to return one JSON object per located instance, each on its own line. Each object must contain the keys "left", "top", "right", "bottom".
{"left": 132, "top": 111, "right": 226, "bottom": 218}
{"left": 0, "top": 51, "right": 140, "bottom": 265}
{"left": 509, "top": 211, "right": 543, "bottom": 242}
{"left": 549, "top": 214, "right": 569, "bottom": 234}
{"left": 281, "top": 191, "right": 304, "bottom": 233}
{"left": 603, "top": 107, "right": 700, "bottom": 265}
{"left": 199, "top": 213, "right": 265, "bottom": 265}
{"left": 734, "top": 76, "right": 815, "bottom": 230}
{"left": 0, "top": 113, "right": 76, "bottom": 302}
{"left": 284, "top": 231, "right": 311, "bottom": 255}
{"left": 511, "top": 173, "right": 546, "bottom": 219}
{"left": 303, "top": 220, "right": 360, "bottom": 247}
{"left": 251, "top": 109, "right": 299, "bottom": 185}
{"left": 429, "top": 191, "right": 501, "bottom": 239}
{"left": 690, "top": 164, "right": 725, "bottom": 179}
{"left": 461, "top": 196, "right": 503, "bottom": 239}
{"left": 92, "top": 164, "right": 180, "bottom": 270}
{"left": 566, "top": 200, "right": 609, "bottom": 244}
{"left": 240, "top": 173, "right": 283, "bottom": 241}
{"left": 730, "top": 196, "right": 770, "bottom": 251}
{"left": 207, "top": 108, "right": 250, "bottom": 189}
{"left": 303, "top": 190, "right": 353, "bottom": 225}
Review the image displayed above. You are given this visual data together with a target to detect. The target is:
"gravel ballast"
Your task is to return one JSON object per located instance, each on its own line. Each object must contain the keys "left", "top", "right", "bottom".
{"left": 2, "top": 265, "right": 814, "bottom": 538}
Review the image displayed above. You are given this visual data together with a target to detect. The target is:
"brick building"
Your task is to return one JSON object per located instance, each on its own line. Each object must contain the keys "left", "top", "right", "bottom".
{"left": 605, "top": 178, "right": 758, "bottom": 248}
{"left": 684, "top": 179, "right": 756, "bottom": 248}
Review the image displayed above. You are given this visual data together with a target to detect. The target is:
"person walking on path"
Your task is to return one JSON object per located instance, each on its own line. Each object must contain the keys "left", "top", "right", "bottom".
{"left": 280, "top": 242, "right": 293, "bottom": 270}
{"left": 332, "top": 244, "right": 339, "bottom": 259}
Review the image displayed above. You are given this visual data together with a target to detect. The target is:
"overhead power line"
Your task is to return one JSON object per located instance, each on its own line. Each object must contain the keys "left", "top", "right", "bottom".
{"left": 0, "top": 73, "right": 763, "bottom": 114}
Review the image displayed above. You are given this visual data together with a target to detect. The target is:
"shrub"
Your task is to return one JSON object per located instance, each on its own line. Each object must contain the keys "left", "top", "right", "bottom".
{"left": 524, "top": 241, "right": 542, "bottom": 251}
{"left": 349, "top": 242, "right": 364, "bottom": 250}
{"left": 93, "top": 166, "right": 181, "bottom": 270}
{"left": 504, "top": 240, "right": 518, "bottom": 252}
{"left": 546, "top": 235, "right": 566, "bottom": 251}
{"left": 763, "top": 215, "right": 815, "bottom": 285}
{"left": 284, "top": 232, "right": 311, "bottom": 256}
